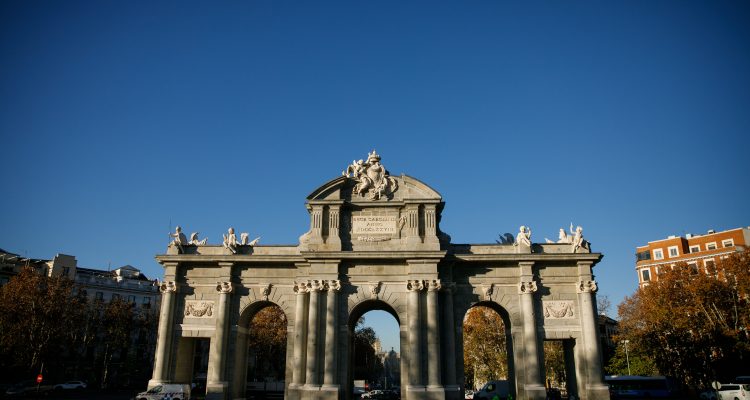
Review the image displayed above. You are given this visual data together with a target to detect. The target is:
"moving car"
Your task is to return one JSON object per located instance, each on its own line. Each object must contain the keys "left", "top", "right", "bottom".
{"left": 473, "top": 380, "right": 510, "bottom": 400}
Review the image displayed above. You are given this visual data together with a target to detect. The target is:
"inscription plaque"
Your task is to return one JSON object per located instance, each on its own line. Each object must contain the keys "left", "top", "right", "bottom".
{"left": 352, "top": 216, "right": 397, "bottom": 235}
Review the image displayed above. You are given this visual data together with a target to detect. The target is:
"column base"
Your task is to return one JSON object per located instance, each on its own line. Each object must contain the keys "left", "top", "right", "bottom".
{"left": 523, "top": 384, "right": 547, "bottom": 400}
{"left": 206, "top": 381, "right": 229, "bottom": 400}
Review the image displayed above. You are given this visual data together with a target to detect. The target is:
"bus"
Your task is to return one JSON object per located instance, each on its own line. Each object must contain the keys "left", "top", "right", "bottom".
{"left": 605, "top": 375, "right": 680, "bottom": 399}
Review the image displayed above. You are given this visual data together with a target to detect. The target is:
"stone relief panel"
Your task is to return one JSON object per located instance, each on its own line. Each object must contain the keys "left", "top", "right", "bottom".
{"left": 543, "top": 300, "right": 575, "bottom": 319}
{"left": 185, "top": 300, "right": 214, "bottom": 318}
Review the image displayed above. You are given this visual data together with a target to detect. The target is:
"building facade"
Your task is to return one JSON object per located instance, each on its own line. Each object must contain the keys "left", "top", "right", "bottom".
{"left": 635, "top": 227, "right": 750, "bottom": 287}
{"left": 149, "top": 152, "right": 610, "bottom": 400}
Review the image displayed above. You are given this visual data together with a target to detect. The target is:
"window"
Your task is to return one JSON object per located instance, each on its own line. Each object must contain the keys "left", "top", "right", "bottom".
{"left": 62, "top": 267, "right": 70, "bottom": 276}
{"left": 128, "top": 295, "right": 136, "bottom": 303}
{"left": 653, "top": 249, "right": 664, "bottom": 260}
{"left": 690, "top": 245, "right": 700, "bottom": 253}
{"left": 95, "top": 292, "right": 104, "bottom": 300}
{"left": 722, "top": 239, "right": 734, "bottom": 248}
{"left": 0, "top": 277, "right": 8, "bottom": 286}
{"left": 706, "top": 242, "right": 717, "bottom": 251}
{"left": 668, "top": 246, "right": 679, "bottom": 258}
{"left": 636, "top": 251, "right": 651, "bottom": 261}
{"left": 143, "top": 296, "right": 151, "bottom": 305}
{"left": 641, "top": 269, "right": 651, "bottom": 282}
{"left": 111, "top": 293, "right": 120, "bottom": 301}
{"left": 687, "top": 262, "right": 699, "bottom": 274}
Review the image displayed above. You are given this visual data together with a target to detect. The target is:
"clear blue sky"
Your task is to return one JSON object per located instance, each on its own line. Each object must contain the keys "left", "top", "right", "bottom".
{"left": 2, "top": 1, "right": 749, "bottom": 353}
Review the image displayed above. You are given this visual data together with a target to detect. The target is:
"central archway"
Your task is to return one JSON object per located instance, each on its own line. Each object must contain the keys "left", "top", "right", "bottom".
{"left": 347, "top": 300, "right": 403, "bottom": 400}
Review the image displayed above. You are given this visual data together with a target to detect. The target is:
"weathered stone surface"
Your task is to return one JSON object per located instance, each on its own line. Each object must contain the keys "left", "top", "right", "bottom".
{"left": 151, "top": 154, "right": 609, "bottom": 400}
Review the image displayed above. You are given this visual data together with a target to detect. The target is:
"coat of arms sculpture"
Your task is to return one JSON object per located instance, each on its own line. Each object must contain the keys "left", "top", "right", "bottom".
{"left": 342, "top": 150, "right": 398, "bottom": 200}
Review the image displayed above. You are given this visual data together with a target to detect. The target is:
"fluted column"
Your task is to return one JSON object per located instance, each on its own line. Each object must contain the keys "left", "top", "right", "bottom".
{"left": 149, "top": 281, "right": 177, "bottom": 387}
{"left": 291, "top": 282, "right": 309, "bottom": 386}
{"left": 406, "top": 279, "right": 424, "bottom": 388}
{"left": 442, "top": 283, "right": 457, "bottom": 387}
{"left": 305, "top": 280, "right": 323, "bottom": 386}
{"left": 323, "top": 280, "right": 341, "bottom": 387}
{"left": 518, "top": 260, "right": 546, "bottom": 399}
{"left": 578, "top": 278, "right": 606, "bottom": 386}
{"left": 207, "top": 281, "right": 233, "bottom": 393}
{"left": 425, "top": 279, "right": 442, "bottom": 388}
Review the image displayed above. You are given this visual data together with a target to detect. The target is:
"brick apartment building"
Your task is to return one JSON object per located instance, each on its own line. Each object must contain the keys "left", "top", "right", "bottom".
{"left": 635, "top": 226, "right": 750, "bottom": 286}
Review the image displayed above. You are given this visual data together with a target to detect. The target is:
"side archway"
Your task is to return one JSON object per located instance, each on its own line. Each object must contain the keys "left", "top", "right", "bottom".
{"left": 232, "top": 301, "right": 290, "bottom": 399}
{"left": 458, "top": 301, "right": 517, "bottom": 398}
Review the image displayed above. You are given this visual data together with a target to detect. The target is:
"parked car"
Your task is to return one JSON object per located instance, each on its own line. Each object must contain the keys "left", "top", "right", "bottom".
{"left": 53, "top": 380, "right": 87, "bottom": 390}
{"left": 700, "top": 383, "right": 750, "bottom": 400}
{"left": 473, "top": 380, "right": 510, "bottom": 400}
{"left": 134, "top": 384, "right": 191, "bottom": 400}
{"left": 465, "top": 389, "right": 475, "bottom": 399}
{"left": 5, "top": 380, "right": 53, "bottom": 397}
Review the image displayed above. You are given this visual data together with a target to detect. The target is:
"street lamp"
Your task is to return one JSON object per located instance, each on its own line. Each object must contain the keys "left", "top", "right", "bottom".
{"left": 622, "top": 340, "right": 631, "bottom": 375}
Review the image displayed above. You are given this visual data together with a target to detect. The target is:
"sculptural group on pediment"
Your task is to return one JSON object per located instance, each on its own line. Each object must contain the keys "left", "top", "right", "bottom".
{"left": 342, "top": 150, "right": 398, "bottom": 200}
{"left": 167, "top": 225, "right": 260, "bottom": 254}
{"left": 545, "top": 223, "right": 590, "bottom": 253}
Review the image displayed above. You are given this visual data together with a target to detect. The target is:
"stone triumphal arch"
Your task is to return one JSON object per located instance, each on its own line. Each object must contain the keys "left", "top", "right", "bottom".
{"left": 149, "top": 151, "right": 610, "bottom": 400}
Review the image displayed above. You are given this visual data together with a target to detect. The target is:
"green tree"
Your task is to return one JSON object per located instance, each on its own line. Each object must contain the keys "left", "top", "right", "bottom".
{"left": 353, "top": 320, "right": 384, "bottom": 383}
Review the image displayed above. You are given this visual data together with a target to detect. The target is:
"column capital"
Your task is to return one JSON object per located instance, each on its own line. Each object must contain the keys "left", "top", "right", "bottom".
{"left": 216, "top": 281, "right": 233, "bottom": 294}
{"left": 307, "top": 279, "right": 324, "bottom": 292}
{"left": 159, "top": 281, "right": 178, "bottom": 294}
{"left": 325, "top": 279, "right": 342, "bottom": 291}
{"left": 293, "top": 281, "right": 310, "bottom": 294}
{"left": 518, "top": 280, "right": 538, "bottom": 294}
{"left": 426, "top": 279, "right": 442, "bottom": 292}
{"left": 577, "top": 279, "right": 598, "bottom": 293}
{"left": 406, "top": 279, "right": 425, "bottom": 291}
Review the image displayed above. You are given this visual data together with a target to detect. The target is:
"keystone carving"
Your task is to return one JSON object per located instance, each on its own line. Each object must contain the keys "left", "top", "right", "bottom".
{"left": 261, "top": 284, "right": 272, "bottom": 301}
{"left": 369, "top": 282, "right": 381, "bottom": 299}
{"left": 482, "top": 284, "right": 493, "bottom": 301}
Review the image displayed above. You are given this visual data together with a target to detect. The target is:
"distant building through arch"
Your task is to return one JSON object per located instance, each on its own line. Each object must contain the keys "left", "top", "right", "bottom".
{"left": 149, "top": 152, "right": 610, "bottom": 400}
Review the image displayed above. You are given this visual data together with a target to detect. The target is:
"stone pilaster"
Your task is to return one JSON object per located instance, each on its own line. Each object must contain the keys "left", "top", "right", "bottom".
{"left": 305, "top": 280, "right": 323, "bottom": 387}
{"left": 308, "top": 205, "right": 324, "bottom": 244}
{"left": 425, "top": 279, "right": 442, "bottom": 389}
{"left": 323, "top": 280, "right": 341, "bottom": 389}
{"left": 327, "top": 205, "right": 342, "bottom": 247}
{"left": 207, "top": 280, "right": 233, "bottom": 399}
{"left": 518, "top": 262, "right": 546, "bottom": 400}
{"left": 405, "top": 205, "right": 421, "bottom": 244}
{"left": 424, "top": 204, "right": 439, "bottom": 245}
{"left": 406, "top": 279, "right": 425, "bottom": 390}
{"left": 149, "top": 280, "right": 178, "bottom": 388}
{"left": 291, "top": 282, "right": 309, "bottom": 387}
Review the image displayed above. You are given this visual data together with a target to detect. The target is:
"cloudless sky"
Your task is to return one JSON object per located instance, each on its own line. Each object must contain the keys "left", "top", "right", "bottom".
{"left": 2, "top": 1, "right": 749, "bottom": 352}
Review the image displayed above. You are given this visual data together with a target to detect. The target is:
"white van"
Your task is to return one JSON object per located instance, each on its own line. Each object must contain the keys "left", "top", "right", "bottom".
{"left": 135, "top": 383, "right": 191, "bottom": 400}
{"left": 474, "top": 380, "right": 510, "bottom": 400}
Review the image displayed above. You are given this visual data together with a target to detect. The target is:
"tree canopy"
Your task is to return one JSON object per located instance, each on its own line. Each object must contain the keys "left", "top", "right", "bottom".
{"left": 612, "top": 251, "right": 750, "bottom": 388}
{"left": 463, "top": 305, "right": 508, "bottom": 389}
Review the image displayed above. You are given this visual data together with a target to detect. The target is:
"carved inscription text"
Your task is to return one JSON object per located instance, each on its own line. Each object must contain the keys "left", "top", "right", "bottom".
{"left": 352, "top": 216, "right": 398, "bottom": 235}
